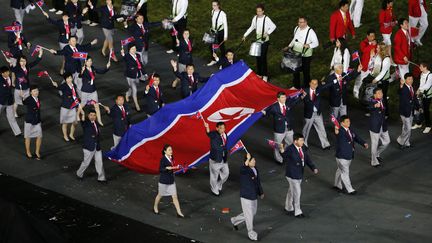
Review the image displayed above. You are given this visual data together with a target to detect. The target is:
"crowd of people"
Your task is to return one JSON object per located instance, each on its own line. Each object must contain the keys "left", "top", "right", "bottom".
{"left": 1, "top": 0, "right": 431, "bottom": 241}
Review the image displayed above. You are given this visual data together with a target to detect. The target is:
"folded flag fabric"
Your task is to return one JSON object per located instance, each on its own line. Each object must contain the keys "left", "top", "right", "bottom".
{"left": 105, "top": 61, "right": 297, "bottom": 174}
{"left": 72, "top": 52, "right": 88, "bottom": 60}
{"left": 1, "top": 50, "right": 14, "bottom": 58}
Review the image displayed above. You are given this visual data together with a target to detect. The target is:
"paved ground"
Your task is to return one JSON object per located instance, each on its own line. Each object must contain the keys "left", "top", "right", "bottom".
{"left": 0, "top": 2, "right": 432, "bottom": 243}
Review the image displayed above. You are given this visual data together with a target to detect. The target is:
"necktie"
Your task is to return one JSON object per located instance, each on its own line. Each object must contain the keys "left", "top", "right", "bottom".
{"left": 73, "top": 47, "right": 78, "bottom": 53}
{"left": 92, "top": 122, "right": 98, "bottom": 135}
{"left": 409, "top": 86, "right": 414, "bottom": 98}
{"left": 17, "top": 34, "right": 22, "bottom": 50}
{"left": 282, "top": 105, "right": 286, "bottom": 116}
{"left": 188, "top": 75, "right": 194, "bottom": 86}
{"left": 221, "top": 134, "right": 226, "bottom": 145}
{"left": 298, "top": 148, "right": 304, "bottom": 160}
{"left": 187, "top": 39, "right": 192, "bottom": 52}
{"left": 109, "top": 7, "right": 114, "bottom": 17}
{"left": 155, "top": 87, "right": 160, "bottom": 98}
{"left": 338, "top": 76, "right": 343, "bottom": 93}
{"left": 71, "top": 85, "right": 77, "bottom": 100}
{"left": 343, "top": 12, "right": 347, "bottom": 27}
{"left": 65, "top": 23, "right": 70, "bottom": 39}
{"left": 311, "top": 90, "right": 316, "bottom": 102}
{"left": 140, "top": 25, "right": 145, "bottom": 35}
{"left": 22, "top": 68, "right": 27, "bottom": 76}
{"left": 35, "top": 98, "right": 40, "bottom": 109}
{"left": 347, "top": 129, "right": 353, "bottom": 142}
{"left": 134, "top": 55, "right": 142, "bottom": 70}
{"left": 88, "top": 68, "right": 95, "bottom": 85}
{"left": 120, "top": 106, "right": 126, "bottom": 119}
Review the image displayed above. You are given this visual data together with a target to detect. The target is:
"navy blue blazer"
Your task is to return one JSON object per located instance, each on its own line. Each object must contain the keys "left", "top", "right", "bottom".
{"left": 10, "top": 0, "right": 32, "bottom": 9}
{"left": 123, "top": 53, "right": 144, "bottom": 79}
{"left": 65, "top": 2, "right": 84, "bottom": 29}
{"left": 217, "top": 57, "right": 235, "bottom": 69}
{"left": 398, "top": 84, "right": 420, "bottom": 118}
{"left": 79, "top": 66, "right": 109, "bottom": 93}
{"left": 303, "top": 83, "right": 332, "bottom": 119}
{"left": 11, "top": 57, "right": 41, "bottom": 91}
{"left": 207, "top": 131, "right": 228, "bottom": 163}
{"left": 47, "top": 17, "right": 73, "bottom": 44}
{"left": 8, "top": 32, "right": 28, "bottom": 58}
{"left": 0, "top": 76, "right": 14, "bottom": 106}
{"left": 108, "top": 104, "right": 131, "bottom": 137}
{"left": 174, "top": 71, "right": 208, "bottom": 98}
{"left": 59, "top": 83, "right": 79, "bottom": 109}
{"left": 81, "top": 120, "right": 101, "bottom": 151}
{"left": 325, "top": 70, "right": 359, "bottom": 107}
{"left": 159, "top": 156, "right": 175, "bottom": 185}
{"left": 145, "top": 86, "right": 164, "bottom": 115}
{"left": 335, "top": 127, "right": 366, "bottom": 160}
{"left": 281, "top": 144, "right": 316, "bottom": 180}
{"left": 368, "top": 99, "right": 388, "bottom": 133}
{"left": 55, "top": 43, "right": 92, "bottom": 74}
{"left": 23, "top": 96, "right": 41, "bottom": 125}
{"left": 96, "top": 5, "right": 124, "bottom": 29}
{"left": 178, "top": 38, "right": 193, "bottom": 65}
{"left": 265, "top": 97, "right": 300, "bottom": 133}
{"left": 128, "top": 23, "right": 150, "bottom": 52}
{"left": 239, "top": 166, "right": 263, "bottom": 200}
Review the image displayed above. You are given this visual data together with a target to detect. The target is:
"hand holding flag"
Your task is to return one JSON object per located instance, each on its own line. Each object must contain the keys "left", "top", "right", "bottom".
{"left": 351, "top": 51, "right": 360, "bottom": 63}
{"left": 330, "top": 114, "right": 341, "bottom": 129}
{"left": 121, "top": 36, "right": 135, "bottom": 47}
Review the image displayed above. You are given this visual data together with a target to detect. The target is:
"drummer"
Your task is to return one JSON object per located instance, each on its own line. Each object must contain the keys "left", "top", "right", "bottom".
{"left": 167, "top": 0, "right": 189, "bottom": 54}
{"left": 206, "top": 0, "right": 228, "bottom": 67}
{"left": 283, "top": 16, "right": 319, "bottom": 89}
{"left": 242, "top": 3, "right": 276, "bottom": 81}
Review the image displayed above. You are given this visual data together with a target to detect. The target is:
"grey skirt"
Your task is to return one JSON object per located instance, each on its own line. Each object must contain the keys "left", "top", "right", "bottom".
{"left": 60, "top": 107, "right": 77, "bottom": 124}
{"left": 158, "top": 182, "right": 177, "bottom": 197}
{"left": 81, "top": 91, "right": 99, "bottom": 105}
{"left": 24, "top": 122, "right": 42, "bottom": 138}
{"left": 102, "top": 28, "right": 114, "bottom": 42}
{"left": 14, "top": 88, "right": 30, "bottom": 105}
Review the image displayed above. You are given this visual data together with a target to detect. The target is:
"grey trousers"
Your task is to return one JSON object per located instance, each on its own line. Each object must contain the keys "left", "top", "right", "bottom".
{"left": 370, "top": 129, "right": 390, "bottom": 166}
{"left": 0, "top": 104, "right": 21, "bottom": 136}
{"left": 302, "top": 112, "right": 330, "bottom": 148}
{"left": 397, "top": 115, "right": 413, "bottom": 146}
{"left": 13, "top": 8, "right": 25, "bottom": 27}
{"left": 285, "top": 177, "right": 302, "bottom": 216}
{"left": 72, "top": 72, "right": 82, "bottom": 97}
{"left": 76, "top": 149, "right": 106, "bottom": 181}
{"left": 231, "top": 197, "right": 258, "bottom": 241}
{"left": 209, "top": 159, "right": 229, "bottom": 195}
{"left": 335, "top": 158, "right": 355, "bottom": 193}
{"left": 71, "top": 27, "right": 84, "bottom": 44}
{"left": 112, "top": 134, "right": 121, "bottom": 149}
{"left": 274, "top": 129, "right": 293, "bottom": 163}
{"left": 126, "top": 78, "right": 139, "bottom": 99}
{"left": 331, "top": 103, "right": 347, "bottom": 119}
{"left": 139, "top": 50, "right": 148, "bottom": 66}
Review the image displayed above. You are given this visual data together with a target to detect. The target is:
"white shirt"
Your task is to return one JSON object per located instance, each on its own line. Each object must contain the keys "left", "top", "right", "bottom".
{"left": 294, "top": 145, "right": 304, "bottom": 166}
{"left": 137, "top": 0, "right": 147, "bottom": 9}
{"left": 172, "top": 0, "right": 188, "bottom": 22}
{"left": 419, "top": 71, "right": 432, "bottom": 92}
{"left": 289, "top": 26, "right": 319, "bottom": 49}
{"left": 211, "top": 10, "right": 228, "bottom": 39}
{"left": 243, "top": 15, "right": 276, "bottom": 41}
{"left": 310, "top": 88, "right": 318, "bottom": 112}
{"left": 331, "top": 47, "right": 350, "bottom": 73}
{"left": 373, "top": 56, "right": 391, "bottom": 81}
{"left": 278, "top": 102, "right": 286, "bottom": 113}
{"left": 251, "top": 167, "right": 257, "bottom": 176}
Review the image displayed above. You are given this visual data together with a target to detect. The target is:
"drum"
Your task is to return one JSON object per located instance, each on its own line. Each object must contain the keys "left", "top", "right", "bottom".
{"left": 360, "top": 83, "right": 377, "bottom": 105}
{"left": 161, "top": 19, "right": 174, "bottom": 30}
{"left": 202, "top": 32, "right": 216, "bottom": 44}
{"left": 280, "top": 50, "right": 302, "bottom": 73}
{"left": 249, "top": 42, "right": 262, "bottom": 57}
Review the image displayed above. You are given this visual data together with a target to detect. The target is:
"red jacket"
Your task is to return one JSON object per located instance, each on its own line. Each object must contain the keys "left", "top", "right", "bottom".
{"left": 409, "top": 0, "right": 428, "bottom": 17}
{"left": 329, "top": 10, "right": 355, "bottom": 41}
{"left": 379, "top": 8, "right": 396, "bottom": 34}
{"left": 360, "top": 38, "right": 377, "bottom": 72}
{"left": 393, "top": 29, "right": 411, "bottom": 65}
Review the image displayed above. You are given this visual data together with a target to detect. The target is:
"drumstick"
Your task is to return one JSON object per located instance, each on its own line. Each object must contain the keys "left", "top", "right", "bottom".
{"left": 234, "top": 39, "right": 245, "bottom": 53}
{"left": 98, "top": 102, "right": 107, "bottom": 108}
{"left": 408, "top": 61, "right": 420, "bottom": 67}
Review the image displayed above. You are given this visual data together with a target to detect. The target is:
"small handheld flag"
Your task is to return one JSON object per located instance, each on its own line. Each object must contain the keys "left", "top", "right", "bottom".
{"left": 31, "top": 45, "right": 41, "bottom": 57}
{"left": 351, "top": 51, "right": 360, "bottom": 62}
{"left": 211, "top": 43, "right": 220, "bottom": 51}
{"left": 72, "top": 52, "right": 88, "bottom": 60}
{"left": 70, "top": 98, "right": 80, "bottom": 109}
{"left": 121, "top": 36, "right": 135, "bottom": 46}
{"left": 189, "top": 111, "right": 203, "bottom": 120}
{"left": 36, "top": 0, "right": 44, "bottom": 8}
{"left": 266, "top": 139, "right": 279, "bottom": 149}
{"left": 229, "top": 140, "right": 246, "bottom": 155}
{"left": 4, "top": 25, "right": 22, "bottom": 32}
{"left": 330, "top": 114, "right": 341, "bottom": 129}
{"left": 1, "top": 50, "right": 13, "bottom": 58}
{"left": 37, "top": 71, "right": 49, "bottom": 78}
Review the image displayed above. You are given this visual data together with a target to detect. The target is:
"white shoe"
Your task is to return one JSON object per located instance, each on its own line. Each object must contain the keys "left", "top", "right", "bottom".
{"left": 89, "top": 22, "right": 98, "bottom": 26}
{"left": 364, "top": 113, "right": 370, "bottom": 117}
{"left": 207, "top": 60, "right": 217, "bottom": 66}
{"left": 49, "top": 8, "right": 56, "bottom": 12}
{"left": 416, "top": 40, "right": 423, "bottom": 46}
{"left": 166, "top": 49, "right": 174, "bottom": 54}
{"left": 55, "top": 10, "right": 63, "bottom": 15}
{"left": 411, "top": 124, "right": 422, "bottom": 130}
{"left": 423, "top": 127, "right": 431, "bottom": 133}
{"left": 262, "top": 76, "right": 268, "bottom": 81}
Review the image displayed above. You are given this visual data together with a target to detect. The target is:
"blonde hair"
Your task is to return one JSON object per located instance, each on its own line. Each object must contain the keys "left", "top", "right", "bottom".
{"left": 378, "top": 42, "right": 388, "bottom": 58}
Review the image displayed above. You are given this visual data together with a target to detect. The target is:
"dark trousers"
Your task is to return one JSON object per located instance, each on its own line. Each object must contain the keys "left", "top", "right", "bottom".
{"left": 293, "top": 56, "right": 312, "bottom": 88}
{"left": 378, "top": 80, "right": 390, "bottom": 116}
{"left": 171, "top": 17, "right": 187, "bottom": 51}
{"left": 256, "top": 41, "right": 269, "bottom": 77}
{"left": 209, "top": 31, "right": 225, "bottom": 61}
{"left": 87, "top": 0, "right": 99, "bottom": 23}
{"left": 54, "top": 0, "right": 65, "bottom": 11}
{"left": 421, "top": 97, "right": 431, "bottom": 126}
{"left": 138, "top": 2, "right": 148, "bottom": 23}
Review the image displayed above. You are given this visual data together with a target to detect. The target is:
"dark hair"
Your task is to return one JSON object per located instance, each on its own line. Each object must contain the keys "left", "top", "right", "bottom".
{"left": 293, "top": 133, "right": 304, "bottom": 141}
{"left": 339, "top": 0, "right": 349, "bottom": 8}
{"left": 420, "top": 62, "right": 429, "bottom": 69}
{"left": 88, "top": 109, "right": 97, "bottom": 114}
{"left": 337, "top": 37, "right": 349, "bottom": 53}
{"left": 340, "top": 115, "right": 350, "bottom": 123}
{"left": 212, "top": 0, "right": 220, "bottom": 6}
{"left": 381, "top": 0, "right": 393, "bottom": 10}
{"left": 216, "top": 122, "right": 225, "bottom": 128}
{"left": 152, "top": 73, "right": 160, "bottom": 79}
{"left": 18, "top": 55, "right": 28, "bottom": 62}
{"left": 404, "top": 72, "right": 413, "bottom": 80}
{"left": 398, "top": 18, "right": 407, "bottom": 28}
{"left": 86, "top": 55, "right": 92, "bottom": 61}
{"left": 115, "top": 94, "right": 125, "bottom": 100}
{"left": 0, "top": 66, "right": 10, "bottom": 73}
{"left": 127, "top": 43, "right": 136, "bottom": 51}
{"left": 29, "top": 85, "right": 39, "bottom": 91}
{"left": 298, "top": 16, "right": 308, "bottom": 22}
{"left": 162, "top": 144, "right": 172, "bottom": 155}
{"left": 63, "top": 72, "right": 73, "bottom": 80}
{"left": 225, "top": 49, "right": 234, "bottom": 55}
{"left": 186, "top": 64, "right": 195, "bottom": 68}
{"left": 373, "top": 87, "right": 383, "bottom": 94}
{"left": 62, "top": 12, "right": 69, "bottom": 17}
{"left": 366, "top": 28, "right": 375, "bottom": 36}
{"left": 256, "top": 3, "right": 265, "bottom": 11}
{"left": 277, "top": 91, "right": 286, "bottom": 98}
{"left": 69, "top": 35, "right": 77, "bottom": 40}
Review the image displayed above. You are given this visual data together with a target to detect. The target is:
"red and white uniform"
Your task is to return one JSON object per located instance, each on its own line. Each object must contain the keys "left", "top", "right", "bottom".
{"left": 393, "top": 28, "right": 412, "bottom": 80}
{"left": 329, "top": 9, "right": 355, "bottom": 41}
{"left": 379, "top": 6, "right": 396, "bottom": 45}
{"left": 408, "top": 0, "right": 429, "bottom": 43}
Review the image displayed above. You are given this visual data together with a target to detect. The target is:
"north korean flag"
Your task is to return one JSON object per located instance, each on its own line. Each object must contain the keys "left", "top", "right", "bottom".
{"left": 4, "top": 25, "right": 22, "bottom": 32}
{"left": 105, "top": 61, "right": 297, "bottom": 174}
{"left": 72, "top": 52, "right": 88, "bottom": 60}
{"left": 121, "top": 36, "right": 135, "bottom": 46}
{"left": 36, "top": 0, "right": 44, "bottom": 7}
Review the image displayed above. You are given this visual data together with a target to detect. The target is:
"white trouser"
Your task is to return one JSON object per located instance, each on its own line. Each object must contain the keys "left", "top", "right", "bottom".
{"left": 209, "top": 159, "right": 229, "bottom": 195}
{"left": 13, "top": 8, "right": 25, "bottom": 27}
{"left": 370, "top": 129, "right": 390, "bottom": 166}
{"left": 273, "top": 129, "right": 293, "bottom": 163}
{"left": 409, "top": 6, "right": 429, "bottom": 42}
{"left": 397, "top": 115, "right": 413, "bottom": 146}
{"left": 353, "top": 70, "right": 369, "bottom": 99}
{"left": 139, "top": 49, "right": 148, "bottom": 66}
{"left": 231, "top": 198, "right": 258, "bottom": 241}
{"left": 382, "top": 34, "right": 392, "bottom": 46}
{"left": 398, "top": 64, "right": 409, "bottom": 81}
{"left": 285, "top": 177, "right": 302, "bottom": 216}
{"left": 350, "top": 0, "right": 364, "bottom": 27}
{"left": 126, "top": 78, "right": 139, "bottom": 99}
{"left": 76, "top": 149, "right": 106, "bottom": 181}
{"left": 71, "top": 27, "right": 84, "bottom": 44}
{"left": 303, "top": 112, "right": 330, "bottom": 148}
{"left": 0, "top": 104, "right": 21, "bottom": 136}
{"left": 335, "top": 158, "right": 355, "bottom": 193}
{"left": 331, "top": 102, "right": 347, "bottom": 119}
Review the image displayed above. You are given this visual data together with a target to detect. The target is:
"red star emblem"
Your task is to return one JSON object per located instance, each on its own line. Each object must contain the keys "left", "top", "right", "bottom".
{"left": 219, "top": 109, "right": 244, "bottom": 120}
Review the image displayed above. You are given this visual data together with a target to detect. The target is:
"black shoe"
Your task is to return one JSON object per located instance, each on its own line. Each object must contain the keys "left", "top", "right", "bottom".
{"left": 176, "top": 213, "right": 185, "bottom": 218}
{"left": 372, "top": 164, "right": 381, "bottom": 168}
{"left": 295, "top": 214, "right": 305, "bottom": 218}
{"left": 97, "top": 180, "right": 108, "bottom": 184}
{"left": 406, "top": 144, "right": 412, "bottom": 148}
{"left": 322, "top": 146, "right": 331, "bottom": 151}
{"left": 76, "top": 176, "right": 83, "bottom": 181}
{"left": 35, "top": 154, "right": 42, "bottom": 160}
{"left": 332, "top": 186, "right": 343, "bottom": 193}
{"left": 376, "top": 157, "right": 383, "bottom": 163}
{"left": 211, "top": 190, "right": 220, "bottom": 197}
{"left": 348, "top": 191, "right": 357, "bottom": 195}
{"left": 284, "top": 209, "right": 294, "bottom": 215}
{"left": 153, "top": 209, "right": 159, "bottom": 215}
{"left": 232, "top": 224, "right": 239, "bottom": 231}
{"left": 15, "top": 133, "right": 22, "bottom": 137}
